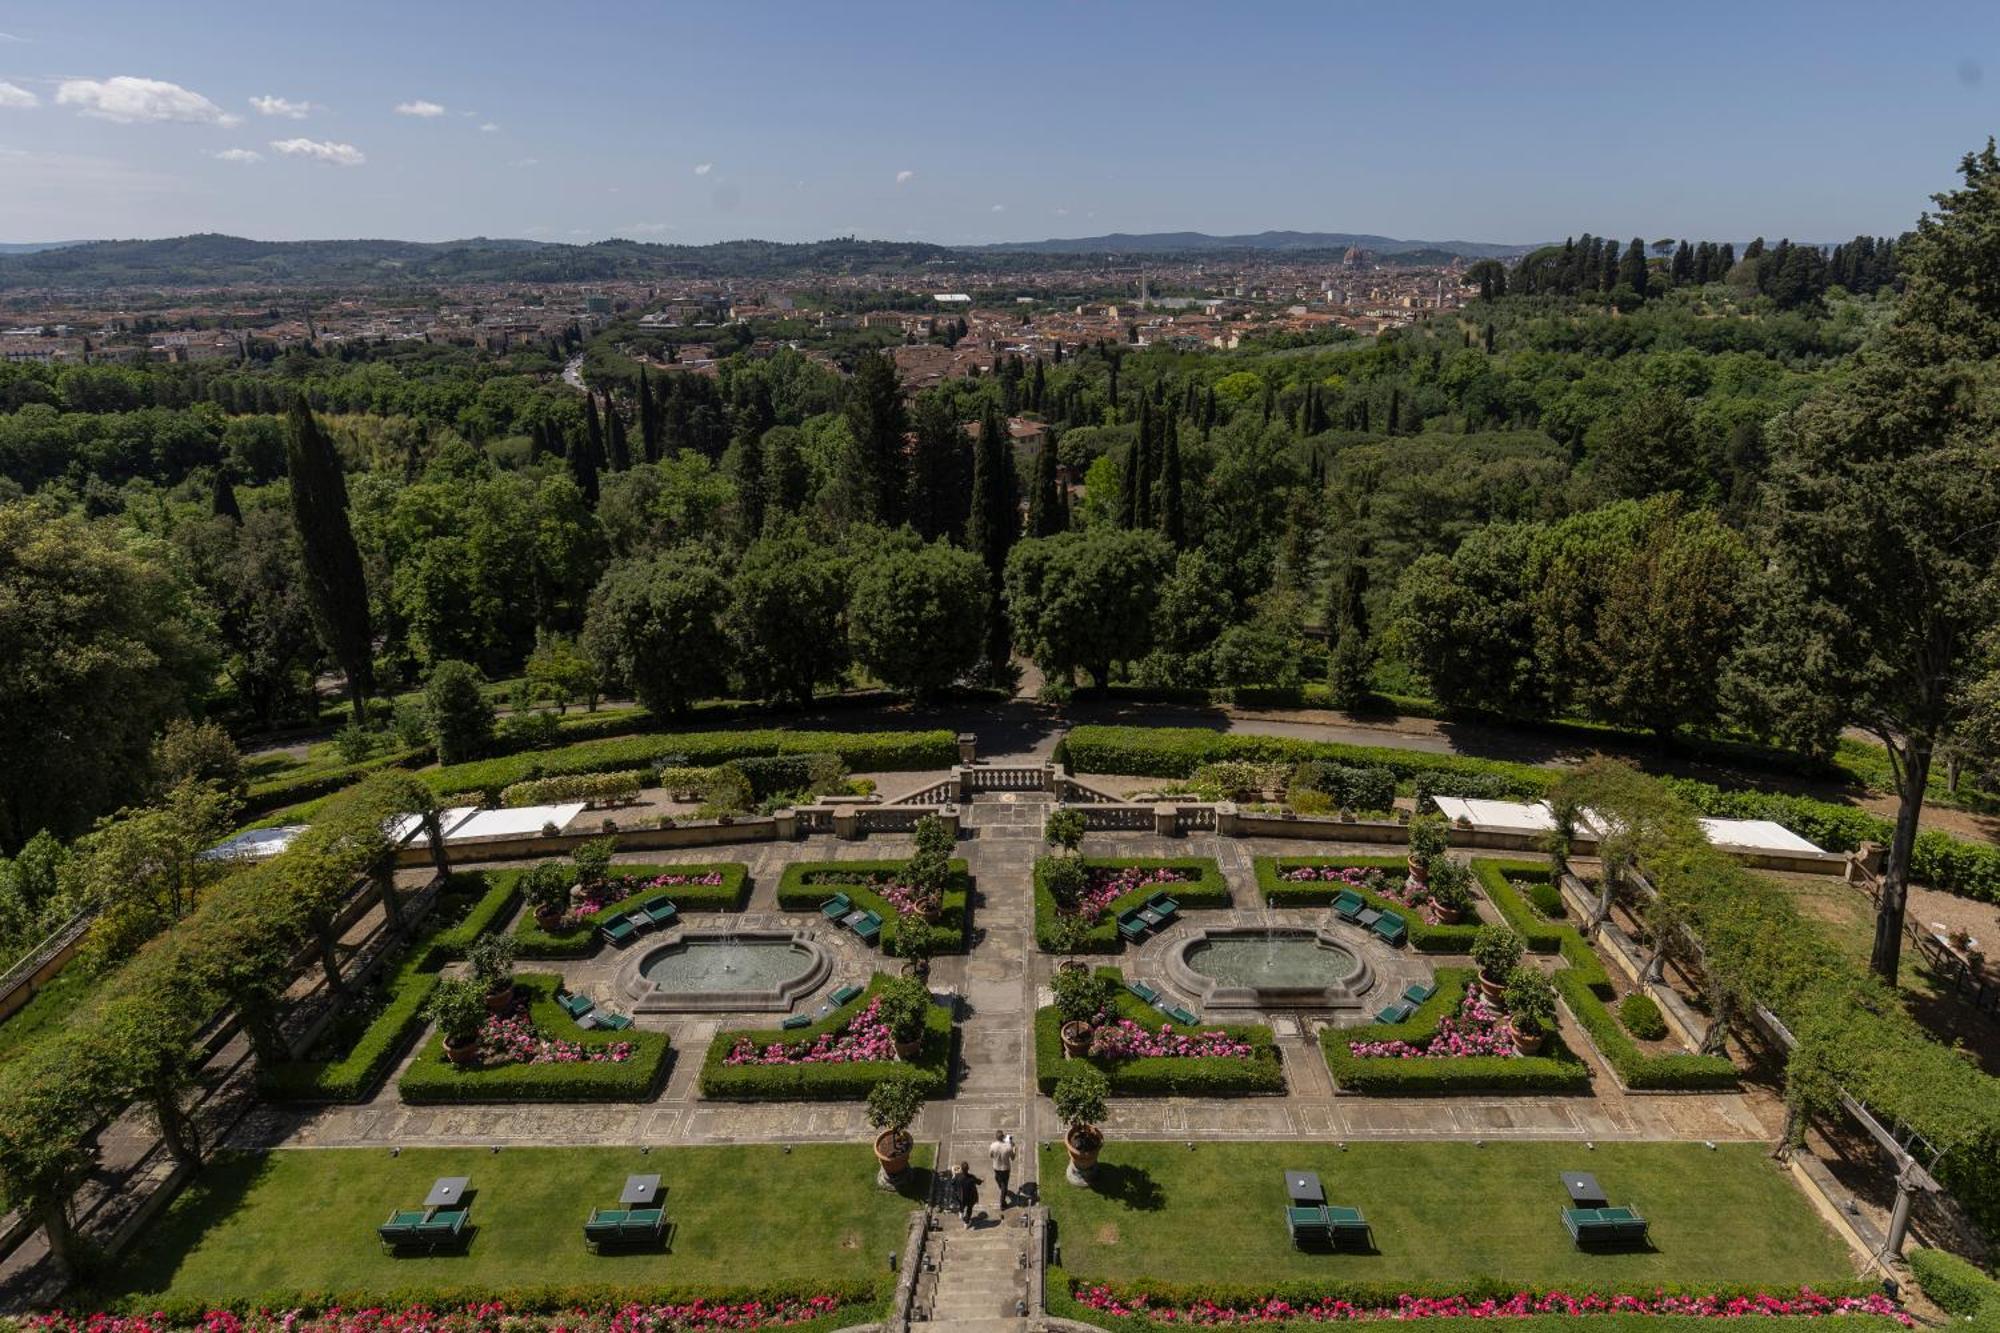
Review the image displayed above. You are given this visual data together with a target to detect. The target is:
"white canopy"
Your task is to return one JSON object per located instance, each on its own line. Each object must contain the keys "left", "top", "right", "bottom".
{"left": 443, "top": 802, "right": 587, "bottom": 842}
{"left": 388, "top": 807, "right": 479, "bottom": 847}
{"left": 202, "top": 824, "right": 308, "bottom": 861}
{"left": 1430, "top": 796, "right": 1563, "bottom": 833}
{"left": 1697, "top": 817, "right": 1827, "bottom": 856}
{"left": 1430, "top": 797, "right": 1826, "bottom": 857}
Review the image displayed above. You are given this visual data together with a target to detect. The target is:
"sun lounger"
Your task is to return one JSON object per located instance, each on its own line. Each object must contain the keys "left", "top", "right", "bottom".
{"left": 380, "top": 1206, "right": 468, "bottom": 1253}
{"left": 559, "top": 991, "right": 596, "bottom": 1021}
{"left": 1159, "top": 1003, "right": 1198, "bottom": 1026}
{"left": 780, "top": 1013, "right": 812, "bottom": 1030}
{"left": 1374, "top": 1000, "right": 1414, "bottom": 1024}
{"left": 636, "top": 895, "right": 678, "bottom": 929}
{"left": 1402, "top": 981, "right": 1435, "bottom": 1005}
{"left": 1330, "top": 889, "right": 1367, "bottom": 921}
{"left": 600, "top": 914, "right": 641, "bottom": 946}
{"left": 830, "top": 983, "right": 864, "bottom": 1007}
{"left": 848, "top": 910, "right": 882, "bottom": 944}
{"left": 1325, "top": 1205, "right": 1372, "bottom": 1247}
{"left": 1563, "top": 1205, "right": 1649, "bottom": 1248}
{"left": 583, "top": 1205, "right": 666, "bottom": 1250}
{"left": 819, "top": 892, "right": 852, "bottom": 921}
{"left": 1370, "top": 910, "right": 1408, "bottom": 946}
{"left": 593, "top": 1009, "right": 633, "bottom": 1031}
{"left": 1286, "top": 1204, "right": 1331, "bottom": 1248}
{"left": 1126, "top": 980, "right": 1160, "bottom": 1005}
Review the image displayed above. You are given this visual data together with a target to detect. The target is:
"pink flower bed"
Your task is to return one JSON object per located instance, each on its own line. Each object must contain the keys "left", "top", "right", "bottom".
{"left": 564, "top": 871, "right": 726, "bottom": 927}
{"left": 479, "top": 1012, "right": 634, "bottom": 1065}
{"left": 1279, "top": 864, "right": 1421, "bottom": 910}
{"left": 1088, "top": 1017, "right": 1253, "bottom": 1060}
{"left": 1347, "top": 990, "right": 1514, "bottom": 1060}
{"left": 1075, "top": 1285, "right": 1911, "bottom": 1326}
{"left": 723, "top": 997, "right": 896, "bottom": 1066}
{"left": 1065, "top": 866, "right": 1197, "bottom": 925}
{"left": 27, "top": 1296, "right": 845, "bottom": 1333}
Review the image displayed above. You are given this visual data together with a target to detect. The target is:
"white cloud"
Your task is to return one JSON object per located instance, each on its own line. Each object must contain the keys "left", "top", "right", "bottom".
{"left": 693, "top": 161, "right": 712, "bottom": 176}
{"left": 1054, "top": 206, "right": 1070, "bottom": 217}
{"left": 991, "top": 203, "right": 1006, "bottom": 212}
{"left": 210, "top": 147, "right": 261, "bottom": 163}
{"left": 479, "top": 122, "right": 499, "bottom": 133}
{"left": 0, "top": 81, "right": 35, "bottom": 109}
{"left": 269, "top": 137, "right": 365, "bottom": 166}
{"left": 0, "top": 31, "right": 26, "bottom": 42}
{"left": 624, "top": 221, "right": 672, "bottom": 235}
{"left": 896, "top": 169, "right": 915, "bottom": 185}
{"left": 510, "top": 157, "right": 539, "bottom": 168}
{"left": 249, "top": 95, "right": 314, "bottom": 119}
{"left": 394, "top": 99, "right": 445, "bottom": 117}
{"left": 57, "top": 76, "right": 240, "bottom": 125}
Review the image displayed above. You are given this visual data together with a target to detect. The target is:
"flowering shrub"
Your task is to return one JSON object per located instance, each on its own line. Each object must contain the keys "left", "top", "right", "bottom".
{"left": 1073, "top": 1284, "right": 1912, "bottom": 1326}
{"left": 1348, "top": 990, "right": 1516, "bottom": 1060}
{"left": 27, "top": 1296, "right": 847, "bottom": 1333}
{"left": 1067, "top": 865, "right": 1198, "bottom": 925}
{"left": 563, "top": 870, "right": 727, "bottom": 927}
{"left": 479, "top": 1011, "right": 634, "bottom": 1065}
{"left": 723, "top": 997, "right": 897, "bottom": 1066}
{"left": 1089, "top": 1016, "right": 1253, "bottom": 1061}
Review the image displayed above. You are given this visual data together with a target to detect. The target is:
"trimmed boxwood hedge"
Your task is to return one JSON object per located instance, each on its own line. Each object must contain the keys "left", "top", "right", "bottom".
{"left": 1554, "top": 970, "right": 1737, "bottom": 1091}
{"left": 398, "top": 973, "right": 671, "bottom": 1103}
{"left": 1032, "top": 968, "right": 1282, "bottom": 1095}
{"left": 417, "top": 871, "right": 525, "bottom": 968}
{"left": 1319, "top": 968, "right": 1593, "bottom": 1094}
{"left": 1033, "top": 857, "right": 1230, "bottom": 954}
{"left": 697, "top": 974, "right": 953, "bottom": 1101}
{"left": 259, "top": 950, "right": 440, "bottom": 1103}
{"left": 1909, "top": 1247, "right": 2000, "bottom": 1326}
{"left": 428, "top": 728, "right": 957, "bottom": 803}
{"left": 513, "top": 862, "right": 751, "bottom": 957}
{"left": 1252, "top": 857, "right": 1476, "bottom": 952}
{"left": 775, "top": 860, "right": 972, "bottom": 954}
{"left": 1470, "top": 860, "right": 1609, "bottom": 988}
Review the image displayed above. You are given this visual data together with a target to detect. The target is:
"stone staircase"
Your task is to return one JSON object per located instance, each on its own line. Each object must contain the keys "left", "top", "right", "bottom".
{"left": 917, "top": 1211, "right": 1033, "bottom": 1326}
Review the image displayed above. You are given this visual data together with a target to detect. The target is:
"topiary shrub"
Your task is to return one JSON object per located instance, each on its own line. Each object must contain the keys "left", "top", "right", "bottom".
{"left": 1526, "top": 879, "right": 1566, "bottom": 918}
{"left": 1618, "top": 992, "right": 1668, "bottom": 1040}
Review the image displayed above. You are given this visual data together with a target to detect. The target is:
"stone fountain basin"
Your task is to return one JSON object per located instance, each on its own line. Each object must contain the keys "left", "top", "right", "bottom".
{"left": 616, "top": 929, "right": 829, "bottom": 1013}
{"left": 1166, "top": 926, "right": 1376, "bottom": 1010}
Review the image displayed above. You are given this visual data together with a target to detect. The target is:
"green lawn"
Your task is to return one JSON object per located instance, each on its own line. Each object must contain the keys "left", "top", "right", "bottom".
{"left": 0, "top": 963, "right": 98, "bottom": 1067}
{"left": 1044, "top": 1141, "right": 1856, "bottom": 1291}
{"left": 102, "top": 1144, "right": 932, "bottom": 1305}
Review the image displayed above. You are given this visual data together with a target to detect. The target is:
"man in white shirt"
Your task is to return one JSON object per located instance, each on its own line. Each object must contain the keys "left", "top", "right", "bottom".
{"left": 988, "top": 1132, "right": 1017, "bottom": 1212}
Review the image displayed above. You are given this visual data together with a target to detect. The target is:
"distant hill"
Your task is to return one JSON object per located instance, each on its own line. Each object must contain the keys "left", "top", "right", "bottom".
{"left": 0, "top": 233, "right": 985, "bottom": 290}
{"left": 0, "top": 240, "right": 90, "bottom": 256}
{"left": 972, "top": 230, "right": 1539, "bottom": 259}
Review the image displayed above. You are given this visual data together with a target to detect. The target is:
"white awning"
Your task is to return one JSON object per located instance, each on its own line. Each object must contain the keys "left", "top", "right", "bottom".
{"left": 1431, "top": 795, "right": 1560, "bottom": 833}
{"left": 443, "top": 802, "right": 587, "bottom": 842}
{"left": 202, "top": 824, "right": 308, "bottom": 861}
{"left": 389, "top": 807, "right": 479, "bottom": 847}
{"left": 1698, "top": 818, "right": 1827, "bottom": 856}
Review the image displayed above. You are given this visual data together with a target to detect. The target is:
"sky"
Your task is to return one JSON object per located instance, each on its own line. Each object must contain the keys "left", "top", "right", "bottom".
{"left": 0, "top": 0, "right": 1997, "bottom": 248}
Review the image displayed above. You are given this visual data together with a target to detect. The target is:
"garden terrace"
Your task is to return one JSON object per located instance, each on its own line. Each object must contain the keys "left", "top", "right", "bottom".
{"left": 1034, "top": 966, "right": 1284, "bottom": 1095}
{"left": 1042, "top": 1140, "right": 1861, "bottom": 1294}
{"left": 1321, "top": 968, "right": 1594, "bottom": 1094}
{"left": 1254, "top": 857, "right": 1477, "bottom": 952}
{"left": 398, "top": 973, "right": 672, "bottom": 1103}
{"left": 1034, "top": 856, "right": 1230, "bottom": 952}
{"left": 696, "top": 972, "right": 953, "bottom": 1100}
{"left": 87, "top": 1143, "right": 931, "bottom": 1315}
{"left": 512, "top": 862, "right": 750, "bottom": 957}
{"left": 774, "top": 858, "right": 974, "bottom": 953}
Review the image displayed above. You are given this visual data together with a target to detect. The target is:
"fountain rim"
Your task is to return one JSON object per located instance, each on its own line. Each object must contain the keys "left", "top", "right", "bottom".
{"left": 616, "top": 927, "right": 831, "bottom": 1013}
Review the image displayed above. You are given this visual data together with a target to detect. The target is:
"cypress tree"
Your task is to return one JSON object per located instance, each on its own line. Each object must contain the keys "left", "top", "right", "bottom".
{"left": 1028, "top": 437, "right": 1063, "bottom": 537}
{"left": 638, "top": 370, "right": 661, "bottom": 463}
{"left": 843, "top": 349, "right": 908, "bottom": 526}
{"left": 210, "top": 466, "right": 241, "bottom": 523}
{"left": 966, "top": 402, "right": 1018, "bottom": 678}
{"left": 284, "top": 396, "right": 373, "bottom": 722}
{"left": 606, "top": 399, "right": 631, "bottom": 471}
{"left": 568, "top": 414, "right": 600, "bottom": 505}
{"left": 1620, "top": 238, "right": 1649, "bottom": 298}
{"left": 585, "top": 395, "right": 606, "bottom": 469}
{"left": 1157, "top": 410, "right": 1184, "bottom": 547}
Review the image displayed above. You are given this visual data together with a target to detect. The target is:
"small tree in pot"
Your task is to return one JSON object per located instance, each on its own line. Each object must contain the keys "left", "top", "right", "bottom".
{"left": 1471, "top": 925, "right": 1525, "bottom": 1000}
{"left": 874, "top": 975, "right": 933, "bottom": 1060}
{"left": 426, "top": 977, "right": 489, "bottom": 1066}
{"left": 523, "top": 860, "right": 573, "bottom": 932}
{"left": 1502, "top": 966, "right": 1558, "bottom": 1054}
{"left": 467, "top": 933, "right": 518, "bottom": 1012}
{"left": 1053, "top": 1065, "right": 1110, "bottom": 1186}
{"left": 1425, "top": 856, "right": 1474, "bottom": 925}
{"left": 569, "top": 836, "right": 616, "bottom": 906}
{"left": 865, "top": 1079, "right": 924, "bottom": 1185}
{"left": 889, "top": 915, "right": 939, "bottom": 980}
{"left": 1406, "top": 813, "right": 1449, "bottom": 887}
{"left": 1045, "top": 807, "right": 1087, "bottom": 856}
{"left": 1052, "top": 966, "right": 1116, "bottom": 1058}
{"left": 903, "top": 814, "right": 954, "bottom": 921}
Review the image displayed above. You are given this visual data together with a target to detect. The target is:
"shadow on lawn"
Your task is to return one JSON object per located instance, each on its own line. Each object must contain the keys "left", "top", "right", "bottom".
{"left": 72, "top": 1151, "right": 279, "bottom": 1302}
{"left": 1089, "top": 1162, "right": 1166, "bottom": 1212}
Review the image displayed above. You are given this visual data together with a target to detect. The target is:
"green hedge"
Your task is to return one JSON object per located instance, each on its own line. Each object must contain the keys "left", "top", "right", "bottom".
{"left": 513, "top": 863, "right": 750, "bottom": 957}
{"left": 398, "top": 974, "right": 671, "bottom": 1103}
{"left": 1553, "top": 970, "right": 1737, "bottom": 1091}
{"left": 1057, "top": 726, "right": 1550, "bottom": 793}
{"left": 697, "top": 975, "right": 953, "bottom": 1101}
{"left": 775, "top": 860, "right": 973, "bottom": 954}
{"left": 259, "top": 952, "right": 440, "bottom": 1103}
{"left": 1033, "top": 857, "right": 1230, "bottom": 954}
{"left": 429, "top": 729, "right": 956, "bottom": 802}
{"left": 1251, "top": 858, "right": 1475, "bottom": 952}
{"left": 1032, "top": 969, "right": 1282, "bottom": 1095}
{"left": 416, "top": 872, "right": 525, "bottom": 968}
{"left": 1470, "top": 860, "right": 1608, "bottom": 988}
{"left": 1320, "top": 969, "right": 1593, "bottom": 1094}
{"left": 1909, "top": 1247, "right": 2000, "bottom": 1327}
{"left": 118, "top": 1279, "right": 882, "bottom": 1324}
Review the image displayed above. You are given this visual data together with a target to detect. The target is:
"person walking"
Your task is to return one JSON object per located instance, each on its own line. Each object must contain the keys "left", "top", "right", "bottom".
{"left": 952, "top": 1160, "right": 980, "bottom": 1225}
{"left": 988, "top": 1132, "right": 1017, "bottom": 1212}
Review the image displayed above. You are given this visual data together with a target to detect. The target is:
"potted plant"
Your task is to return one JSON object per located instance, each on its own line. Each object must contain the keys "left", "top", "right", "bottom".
{"left": 1502, "top": 966, "right": 1558, "bottom": 1055}
{"left": 865, "top": 1080, "right": 924, "bottom": 1184}
{"left": 1053, "top": 1066, "right": 1110, "bottom": 1186}
{"left": 890, "top": 914, "right": 938, "bottom": 980}
{"left": 1045, "top": 807, "right": 1087, "bottom": 856}
{"left": 1425, "top": 857, "right": 1474, "bottom": 925}
{"left": 426, "top": 977, "right": 489, "bottom": 1066}
{"left": 523, "top": 860, "right": 573, "bottom": 932}
{"left": 1052, "top": 967, "right": 1115, "bottom": 1058}
{"left": 570, "top": 836, "right": 616, "bottom": 904}
{"left": 467, "top": 933, "right": 518, "bottom": 1013}
{"left": 1471, "top": 925, "right": 1525, "bottom": 1000}
{"left": 1406, "top": 813, "right": 1449, "bottom": 886}
{"left": 874, "top": 976, "right": 932, "bottom": 1060}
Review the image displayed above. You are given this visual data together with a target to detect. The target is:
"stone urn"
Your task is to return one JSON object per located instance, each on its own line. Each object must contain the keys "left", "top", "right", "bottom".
{"left": 1061, "top": 1020, "right": 1093, "bottom": 1058}
{"left": 1065, "top": 1125, "right": 1102, "bottom": 1183}
{"left": 874, "top": 1127, "right": 913, "bottom": 1179}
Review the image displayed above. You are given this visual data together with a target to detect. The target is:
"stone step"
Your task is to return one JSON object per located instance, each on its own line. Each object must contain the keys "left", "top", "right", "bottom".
{"left": 912, "top": 1318, "right": 1031, "bottom": 1333}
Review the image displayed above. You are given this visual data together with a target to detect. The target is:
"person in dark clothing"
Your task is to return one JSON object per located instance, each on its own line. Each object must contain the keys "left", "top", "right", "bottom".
{"left": 952, "top": 1160, "right": 980, "bottom": 1224}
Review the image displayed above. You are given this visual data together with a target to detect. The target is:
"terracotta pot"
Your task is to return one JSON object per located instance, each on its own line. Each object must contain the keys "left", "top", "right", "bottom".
{"left": 894, "top": 1035, "right": 922, "bottom": 1060}
{"left": 1428, "top": 903, "right": 1462, "bottom": 926}
{"left": 485, "top": 982, "right": 515, "bottom": 1014}
{"left": 1406, "top": 854, "right": 1430, "bottom": 885}
{"left": 1478, "top": 970, "right": 1508, "bottom": 1001}
{"left": 1065, "top": 1125, "right": 1102, "bottom": 1175}
{"left": 874, "top": 1127, "right": 913, "bottom": 1178}
{"left": 1511, "top": 1023, "right": 1546, "bottom": 1056}
{"left": 444, "top": 1033, "right": 481, "bottom": 1066}
{"left": 534, "top": 905, "right": 565, "bottom": 932}
{"left": 1060, "top": 1020, "right": 1093, "bottom": 1058}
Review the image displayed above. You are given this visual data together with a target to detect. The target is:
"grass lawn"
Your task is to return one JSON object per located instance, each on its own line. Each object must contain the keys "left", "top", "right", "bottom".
{"left": 1044, "top": 1141, "right": 1857, "bottom": 1291}
{"left": 0, "top": 963, "right": 98, "bottom": 1067}
{"left": 102, "top": 1144, "right": 932, "bottom": 1306}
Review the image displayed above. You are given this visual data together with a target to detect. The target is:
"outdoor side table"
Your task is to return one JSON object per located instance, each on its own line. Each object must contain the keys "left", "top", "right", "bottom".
{"left": 424, "top": 1175, "right": 470, "bottom": 1218}
{"left": 620, "top": 1173, "right": 662, "bottom": 1206}
{"left": 1560, "top": 1171, "right": 1607, "bottom": 1207}
{"left": 1354, "top": 908, "right": 1384, "bottom": 930}
{"left": 1285, "top": 1170, "right": 1325, "bottom": 1206}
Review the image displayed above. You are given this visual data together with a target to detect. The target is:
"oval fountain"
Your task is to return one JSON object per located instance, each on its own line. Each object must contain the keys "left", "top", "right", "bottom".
{"left": 617, "top": 930, "right": 829, "bottom": 1012}
{"left": 1166, "top": 926, "right": 1377, "bottom": 1010}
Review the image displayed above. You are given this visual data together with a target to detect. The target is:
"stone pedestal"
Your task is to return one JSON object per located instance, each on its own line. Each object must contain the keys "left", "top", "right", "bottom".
{"left": 1215, "top": 801, "right": 1240, "bottom": 837}
{"left": 1153, "top": 804, "right": 1177, "bottom": 837}
{"left": 773, "top": 808, "right": 798, "bottom": 840}
{"left": 833, "top": 806, "right": 861, "bottom": 841}
{"left": 956, "top": 732, "right": 978, "bottom": 764}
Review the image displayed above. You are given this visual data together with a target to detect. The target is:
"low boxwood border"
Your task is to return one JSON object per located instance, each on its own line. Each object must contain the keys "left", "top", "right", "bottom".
{"left": 418, "top": 871, "right": 526, "bottom": 968}
{"left": 1033, "top": 857, "right": 1230, "bottom": 954}
{"left": 398, "top": 973, "right": 671, "bottom": 1103}
{"left": 513, "top": 862, "right": 750, "bottom": 957}
{"left": 697, "top": 974, "right": 953, "bottom": 1101}
{"left": 775, "top": 860, "right": 973, "bottom": 954}
{"left": 1554, "top": 970, "right": 1737, "bottom": 1091}
{"left": 1252, "top": 857, "right": 1475, "bottom": 952}
{"left": 1470, "top": 860, "right": 1608, "bottom": 987}
{"left": 1032, "top": 968, "right": 1282, "bottom": 1095}
{"left": 1319, "top": 968, "right": 1593, "bottom": 1094}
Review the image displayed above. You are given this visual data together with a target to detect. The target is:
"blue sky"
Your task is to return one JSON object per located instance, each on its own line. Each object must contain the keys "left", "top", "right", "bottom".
{"left": 0, "top": 0, "right": 1995, "bottom": 246}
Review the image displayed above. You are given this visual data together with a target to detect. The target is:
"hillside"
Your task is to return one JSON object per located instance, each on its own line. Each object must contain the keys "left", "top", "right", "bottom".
{"left": 971, "top": 229, "right": 1540, "bottom": 258}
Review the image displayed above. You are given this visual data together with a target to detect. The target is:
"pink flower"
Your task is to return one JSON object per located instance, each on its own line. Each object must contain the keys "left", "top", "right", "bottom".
{"left": 723, "top": 997, "right": 900, "bottom": 1067}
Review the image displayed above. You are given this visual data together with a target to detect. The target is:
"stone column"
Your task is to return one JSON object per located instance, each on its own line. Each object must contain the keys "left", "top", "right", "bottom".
{"left": 955, "top": 764, "right": 975, "bottom": 804}
{"left": 1216, "top": 801, "right": 1240, "bottom": 838}
{"left": 1154, "top": 804, "right": 1177, "bottom": 838}
{"left": 833, "top": 806, "right": 861, "bottom": 841}
{"left": 773, "top": 808, "right": 798, "bottom": 840}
